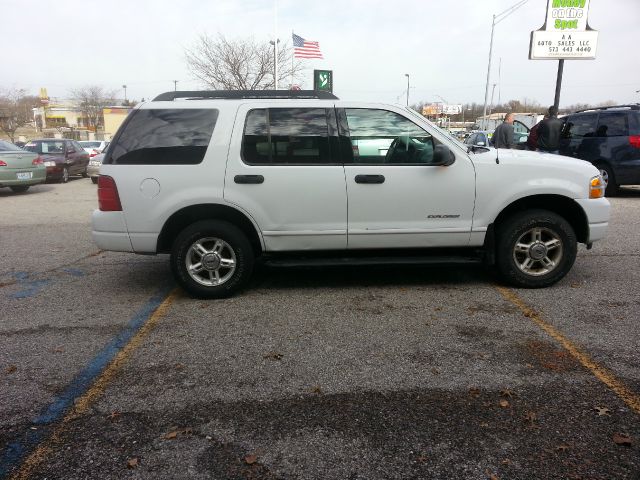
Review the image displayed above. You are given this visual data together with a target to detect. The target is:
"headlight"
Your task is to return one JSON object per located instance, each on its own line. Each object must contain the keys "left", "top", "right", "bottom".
{"left": 44, "top": 161, "right": 56, "bottom": 167}
{"left": 589, "top": 175, "right": 604, "bottom": 199}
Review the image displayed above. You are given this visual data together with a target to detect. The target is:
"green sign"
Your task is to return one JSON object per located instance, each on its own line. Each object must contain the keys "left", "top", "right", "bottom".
{"left": 313, "top": 69, "right": 333, "bottom": 93}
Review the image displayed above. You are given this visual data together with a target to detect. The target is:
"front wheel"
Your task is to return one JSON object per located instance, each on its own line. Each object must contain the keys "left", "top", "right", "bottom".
{"left": 170, "top": 220, "right": 254, "bottom": 299}
{"left": 60, "top": 167, "right": 69, "bottom": 183}
{"left": 10, "top": 185, "right": 30, "bottom": 193}
{"left": 496, "top": 210, "right": 576, "bottom": 288}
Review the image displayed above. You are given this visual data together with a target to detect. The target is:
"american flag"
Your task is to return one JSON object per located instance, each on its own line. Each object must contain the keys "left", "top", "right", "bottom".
{"left": 292, "top": 33, "right": 324, "bottom": 59}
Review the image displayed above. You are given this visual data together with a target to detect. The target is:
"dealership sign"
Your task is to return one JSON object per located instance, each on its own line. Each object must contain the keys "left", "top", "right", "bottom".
{"left": 529, "top": 0, "right": 598, "bottom": 60}
{"left": 422, "top": 103, "right": 462, "bottom": 116}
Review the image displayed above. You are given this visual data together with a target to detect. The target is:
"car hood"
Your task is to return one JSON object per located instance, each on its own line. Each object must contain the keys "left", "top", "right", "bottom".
{"left": 469, "top": 148, "right": 600, "bottom": 200}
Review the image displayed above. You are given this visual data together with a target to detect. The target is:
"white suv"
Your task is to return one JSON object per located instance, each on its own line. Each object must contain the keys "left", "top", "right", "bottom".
{"left": 92, "top": 90, "right": 610, "bottom": 298}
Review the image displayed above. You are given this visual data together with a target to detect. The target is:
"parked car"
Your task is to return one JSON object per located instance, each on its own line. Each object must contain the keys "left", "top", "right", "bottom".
{"left": 87, "top": 151, "right": 105, "bottom": 184}
{"left": 79, "top": 140, "right": 109, "bottom": 158}
{"left": 92, "top": 90, "right": 609, "bottom": 298}
{"left": 465, "top": 123, "right": 530, "bottom": 149}
{"left": 0, "top": 140, "right": 46, "bottom": 192}
{"left": 464, "top": 130, "right": 493, "bottom": 147}
{"left": 23, "top": 139, "right": 90, "bottom": 183}
{"left": 559, "top": 105, "right": 640, "bottom": 196}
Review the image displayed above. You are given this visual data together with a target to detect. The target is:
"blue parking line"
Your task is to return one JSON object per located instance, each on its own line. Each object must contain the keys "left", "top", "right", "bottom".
{"left": 0, "top": 284, "right": 174, "bottom": 478}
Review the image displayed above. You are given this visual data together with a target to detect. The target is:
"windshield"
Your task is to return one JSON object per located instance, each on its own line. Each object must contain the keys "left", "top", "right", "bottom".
{"left": 24, "top": 140, "right": 66, "bottom": 154}
{"left": 404, "top": 107, "right": 468, "bottom": 151}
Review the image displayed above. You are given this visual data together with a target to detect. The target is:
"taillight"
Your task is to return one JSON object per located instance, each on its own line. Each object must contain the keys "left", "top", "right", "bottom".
{"left": 32, "top": 156, "right": 43, "bottom": 166}
{"left": 0, "top": 160, "right": 7, "bottom": 167}
{"left": 90, "top": 149, "right": 99, "bottom": 157}
{"left": 630, "top": 135, "right": 640, "bottom": 149}
{"left": 98, "top": 175, "right": 122, "bottom": 211}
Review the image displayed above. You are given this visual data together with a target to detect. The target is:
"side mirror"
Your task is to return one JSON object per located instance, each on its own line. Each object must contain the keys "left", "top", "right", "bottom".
{"left": 432, "top": 144, "right": 456, "bottom": 166}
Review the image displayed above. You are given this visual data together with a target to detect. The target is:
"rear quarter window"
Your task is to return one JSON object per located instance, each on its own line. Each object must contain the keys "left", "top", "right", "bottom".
{"left": 106, "top": 109, "right": 218, "bottom": 165}
{"left": 596, "top": 112, "right": 628, "bottom": 137}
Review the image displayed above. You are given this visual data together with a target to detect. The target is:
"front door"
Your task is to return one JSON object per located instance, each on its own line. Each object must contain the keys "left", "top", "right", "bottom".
{"left": 340, "top": 107, "right": 475, "bottom": 249}
{"left": 224, "top": 104, "right": 347, "bottom": 251}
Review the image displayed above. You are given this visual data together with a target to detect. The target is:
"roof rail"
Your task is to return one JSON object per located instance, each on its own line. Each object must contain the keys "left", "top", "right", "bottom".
{"left": 575, "top": 104, "right": 640, "bottom": 113}
{"left": 153, "top": 90, "right": 339, "bottom": 101}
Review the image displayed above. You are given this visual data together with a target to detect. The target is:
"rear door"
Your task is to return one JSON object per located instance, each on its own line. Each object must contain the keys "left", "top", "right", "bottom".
{"left": 595, "top": 111, "right": 640, "bottom": 184}
{"left": 224, "top": 104, "right": 347, "bottom": 251}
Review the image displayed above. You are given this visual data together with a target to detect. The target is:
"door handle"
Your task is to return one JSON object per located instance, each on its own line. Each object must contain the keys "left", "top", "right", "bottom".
{"left": 355, "top": 174, "right": 385, "bottom": 184}
{"left": 234, "top": 175, "right": 264, "bottom": 184}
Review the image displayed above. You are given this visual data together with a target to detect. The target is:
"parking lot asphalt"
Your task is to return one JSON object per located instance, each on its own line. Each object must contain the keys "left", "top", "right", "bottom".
{"left": 1, "top": 179, "right": 639, "bottom": 480}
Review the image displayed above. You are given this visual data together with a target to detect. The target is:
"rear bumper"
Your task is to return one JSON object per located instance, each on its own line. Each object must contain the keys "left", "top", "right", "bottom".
{"left": 0, "top": 169, "right": 46, "bottom": 187}
{"left": 92, "top": 210, "right": 133, "bottom": 252}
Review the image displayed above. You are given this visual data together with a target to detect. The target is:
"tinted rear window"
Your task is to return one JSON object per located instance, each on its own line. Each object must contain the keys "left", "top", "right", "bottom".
{"left": 0, "top": 140, "right": 21, "bottom": 151}
{"left": 596, "top": 112, "right": 628, "bottom": 137}
{"left": 107, "top": 109, "right": 218, "bottom": 165}
{"left": 24, "top": 140, "right": 65, "bottom": 154}
{"left": 80, "top": 141, "right": 102, "bottom": 148}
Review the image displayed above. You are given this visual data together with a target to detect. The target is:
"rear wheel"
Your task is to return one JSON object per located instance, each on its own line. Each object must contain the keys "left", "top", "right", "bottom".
{"left": 60, "top": 167, "right": 69, "bottom": 183}
{"left": 91, "top": 177, "right": 98, "bottom": 184}
{"left": 171, "top": 220, "right": 254, "bottom": 299}
{"left": 595, "top": 163, "right": 618, "bottom": 197}
{"left": 10, "top": 186, "right": 29, "bottom": 193}
{"left": 496, "top": 209, "right": 576, "bottom": 288}
{"left": 82, "top": 168, "right": 89, "bottom": 178}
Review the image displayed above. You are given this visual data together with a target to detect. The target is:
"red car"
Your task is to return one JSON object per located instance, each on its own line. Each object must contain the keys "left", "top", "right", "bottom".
{"left": 23, "top": 139, "right": 90, "bottom": 183}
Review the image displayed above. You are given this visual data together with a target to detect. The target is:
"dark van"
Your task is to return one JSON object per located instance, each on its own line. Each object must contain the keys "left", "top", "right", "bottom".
{"left": 559, "top": 105, "right": 640, "bottom": 196}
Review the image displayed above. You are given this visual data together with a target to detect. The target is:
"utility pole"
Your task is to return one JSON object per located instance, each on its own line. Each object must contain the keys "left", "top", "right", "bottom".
{"left": 122, "top": 84, "right": 127, "bottom": 104}
{"left": 173, "top": 80, "right": 178, "bottom": 91}
{"left": 482, "top": 0, "right": 529, "bottom": 129}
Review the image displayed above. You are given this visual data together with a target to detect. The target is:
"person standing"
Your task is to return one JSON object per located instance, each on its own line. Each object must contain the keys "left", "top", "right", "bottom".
{"left": 491, "top": 113, "right": 515, "bottom": 149}
{"left": 537, "top": 106, "right": 563, "bottom": 154}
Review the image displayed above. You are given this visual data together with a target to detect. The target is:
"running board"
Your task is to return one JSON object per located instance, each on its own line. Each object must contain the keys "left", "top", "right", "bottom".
{"left": 261, "top": 253, "right": 484, "bottom": 268}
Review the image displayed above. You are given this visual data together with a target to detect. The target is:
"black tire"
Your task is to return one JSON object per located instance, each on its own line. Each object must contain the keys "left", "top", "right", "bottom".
{"left": 91, "top": 177, "right": 98, "bottom": 184}
{"left": 10, "top": 185, "right": 29, "bottom": 193}
{"left": 595, "top": 163, "right": 618, "bottom": 197}
{"left": 82, "top": 168, "right": 89, "bottom": 178}
{"left": 60, "top": 167, "right": 69, "bottom": 183}
{"left": 171, "top": 220, "right": 254, "bottom": 299}
{"left": 496, "top": 209, "right": 576, "bottom": 288}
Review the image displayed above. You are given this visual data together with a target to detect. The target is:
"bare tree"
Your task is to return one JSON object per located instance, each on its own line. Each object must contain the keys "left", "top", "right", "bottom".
{"left": 0, "top": 89, "right": 40, "bottom": 143}
{"left": 185, "top": 34, "right": 305, "bottom": 90}
{"left": 70, "top": 86, "right": 117, "bottom": 130}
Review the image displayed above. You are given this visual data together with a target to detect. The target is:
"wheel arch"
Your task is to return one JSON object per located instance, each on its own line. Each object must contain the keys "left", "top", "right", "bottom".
{"left": 157, "top": 203, "right": 263, "bottom": 255}
{"left": 486, "top": 194, "right": 589, "bottom": 248}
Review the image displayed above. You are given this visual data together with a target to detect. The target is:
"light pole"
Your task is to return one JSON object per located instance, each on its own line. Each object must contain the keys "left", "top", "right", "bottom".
{"left": 405, "top": 74, "right": 410, "bottom": 106}
{"left": 173, "top": 80, "right": 178, "bottom": 91}
{"left": 270, "top": 39, "right": 280, "bottom": 89}
{"left": 122, "top": 84, "right": 127, "bottom": 104}
{"left": 482, "top": 0, "right": 528, "bottom": 129}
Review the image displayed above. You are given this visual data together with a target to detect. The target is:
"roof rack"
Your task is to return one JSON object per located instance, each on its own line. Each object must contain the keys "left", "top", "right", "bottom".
{"left": 153, "top": 90, "right": 339, "bottom": 101}
{"left": 575, "top": 104, "right": 639, "bottom": 113}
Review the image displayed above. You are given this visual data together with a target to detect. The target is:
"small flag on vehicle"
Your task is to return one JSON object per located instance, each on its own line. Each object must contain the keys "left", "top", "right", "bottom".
{"left": 292, "top": 33, "right": 324, "bottom": 59}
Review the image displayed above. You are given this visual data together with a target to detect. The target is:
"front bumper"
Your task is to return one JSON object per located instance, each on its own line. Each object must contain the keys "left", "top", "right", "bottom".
{"left": 575, "top": 197, "right": 610, "bottom": 243}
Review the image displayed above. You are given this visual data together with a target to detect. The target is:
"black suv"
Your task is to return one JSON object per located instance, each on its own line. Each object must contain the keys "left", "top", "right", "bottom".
{"left": 559, "top": 104, "right": 640, "bottom": 196}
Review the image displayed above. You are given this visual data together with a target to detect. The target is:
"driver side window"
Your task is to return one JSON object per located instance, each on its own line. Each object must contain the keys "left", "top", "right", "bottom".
{"left": 345, "top": 109, "right": 434, "bottom": 164}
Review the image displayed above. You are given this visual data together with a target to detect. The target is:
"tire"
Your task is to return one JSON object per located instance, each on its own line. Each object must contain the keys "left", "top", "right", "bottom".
{"left": 60, "top": 167, "right": 69, "bottom": 184}
{"left": 171, "top": 220, "right": 254, "bottom": 299}
{"left": 496, "top": 209, "right": 576, "bottom": 288}
{"left": 91, "top": 177, "right": 98, "bottom": 184}
{"left": 595, "top": 163, "right": 618, "bottom": 197}
{"left": 82, "top": 168, "right": 89, "bottom": 178}
{"left": 10, "top": 185, "right": 29, "bottom": 193}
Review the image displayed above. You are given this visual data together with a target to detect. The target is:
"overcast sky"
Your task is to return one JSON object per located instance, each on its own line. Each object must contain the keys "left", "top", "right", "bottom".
{"left": 2, "top": 0, "right": 639, "bottom": 108}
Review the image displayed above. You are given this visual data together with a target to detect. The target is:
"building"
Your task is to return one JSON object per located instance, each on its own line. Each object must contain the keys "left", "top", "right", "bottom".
{"left": 103, "top": 107, "right": 133, "bottom": 139}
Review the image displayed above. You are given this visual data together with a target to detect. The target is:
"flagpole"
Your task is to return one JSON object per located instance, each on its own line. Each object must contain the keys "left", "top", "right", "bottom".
{"left": 290, "top": 30, "right": 294, "bottom": 89}
{"left": 274, "top": 0, "right": 279, "bottom": 90}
